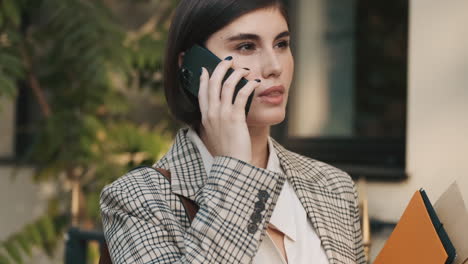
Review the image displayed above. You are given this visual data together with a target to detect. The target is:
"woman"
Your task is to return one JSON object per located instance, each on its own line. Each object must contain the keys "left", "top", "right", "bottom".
{"left": 100, "top": 0, "right": 365, "bottom": 263}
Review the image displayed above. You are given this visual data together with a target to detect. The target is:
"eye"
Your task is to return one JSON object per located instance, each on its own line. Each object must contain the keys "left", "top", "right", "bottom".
{"left": 236, "top": 42, "right": 256, "bottom": 52}
{"left": 276, "top": 40, "right": 290, "bottom": 49}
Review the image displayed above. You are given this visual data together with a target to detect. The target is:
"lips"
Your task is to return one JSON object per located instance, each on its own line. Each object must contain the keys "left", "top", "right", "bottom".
{"left": 257, "top": 85, "right": 285, "bottom": 105}
{"left": 258, "top": 85, "right": 285, "bottom": 97}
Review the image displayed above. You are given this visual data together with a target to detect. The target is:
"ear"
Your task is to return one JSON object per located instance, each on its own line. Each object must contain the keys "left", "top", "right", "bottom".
{"left": 178, "top": 52, "right": 185, "bottom": 68}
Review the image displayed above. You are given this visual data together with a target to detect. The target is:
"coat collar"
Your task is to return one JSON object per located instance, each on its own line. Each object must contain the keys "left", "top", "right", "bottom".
{"left": 154, "top": 127, "right": 351, "bottom": 263}
{"left": 153, "top": 127, "right": 206, "bottom": 202}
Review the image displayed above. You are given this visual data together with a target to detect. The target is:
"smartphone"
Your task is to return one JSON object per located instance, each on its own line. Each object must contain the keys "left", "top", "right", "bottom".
{"left": 179, "top": 44, "right": 255, "bottom": 116}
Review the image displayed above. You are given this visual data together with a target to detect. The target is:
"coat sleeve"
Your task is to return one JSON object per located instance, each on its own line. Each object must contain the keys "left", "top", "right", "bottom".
{"left": 100, "top": 155, "right": 285, "bottom": 264}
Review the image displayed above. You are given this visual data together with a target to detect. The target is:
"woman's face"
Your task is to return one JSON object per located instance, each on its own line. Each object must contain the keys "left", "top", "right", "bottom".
{"left": 205, "top": 7, "right": 294, "bottom": 127}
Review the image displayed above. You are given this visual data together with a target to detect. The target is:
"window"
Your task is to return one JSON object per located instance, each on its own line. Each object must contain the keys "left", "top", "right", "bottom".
{"left": 0, "top": 82, "right": 39, "bottom": 163}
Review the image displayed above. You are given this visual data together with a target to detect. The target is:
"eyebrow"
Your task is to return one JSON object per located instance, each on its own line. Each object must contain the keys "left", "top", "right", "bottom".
{"left": 225, "top": 30, "right": 290, "bottom": 42}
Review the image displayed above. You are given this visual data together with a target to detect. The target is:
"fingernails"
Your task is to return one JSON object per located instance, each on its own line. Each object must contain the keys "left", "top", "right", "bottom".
{"left": 243, "top": 67, "right": 250, "bottom": 70}
{"left": 224, "top": 56, "right": 233, "bottom": 61}
{"left": 255, "top": 79, "right": 261, "bottom": 82}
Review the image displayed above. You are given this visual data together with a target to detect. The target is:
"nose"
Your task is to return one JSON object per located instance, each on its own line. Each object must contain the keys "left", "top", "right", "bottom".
{"left": 260, "top": 47, "right": 282, "bottom": 79}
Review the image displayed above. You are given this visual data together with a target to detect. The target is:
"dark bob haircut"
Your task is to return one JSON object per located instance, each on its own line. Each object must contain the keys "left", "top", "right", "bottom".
{"left": 163, "top": 0, "right": 289, "bottom": 133}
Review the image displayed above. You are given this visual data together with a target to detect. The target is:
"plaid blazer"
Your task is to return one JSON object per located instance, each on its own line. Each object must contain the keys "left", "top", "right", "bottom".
{"left": 100, "top": 127, "right": 365, "bottom": 264}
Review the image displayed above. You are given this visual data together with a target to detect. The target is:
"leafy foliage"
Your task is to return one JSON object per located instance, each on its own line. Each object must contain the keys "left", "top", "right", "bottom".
{"left": 0, "top": 213, "right": 69, "bottom": 264}
{"left": 0, "top": 0, "right": 179, "bottom": 262}
{"left": 0, "top": 0, "right": 25, "bottom": 98}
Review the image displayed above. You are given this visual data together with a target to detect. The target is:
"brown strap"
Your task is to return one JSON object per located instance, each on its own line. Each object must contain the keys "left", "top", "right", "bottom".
{"left": 99, "top": 243, "right": 112, "bottom": 264}
{"left": 154, "top": 167, "right": 200, "bottom": 223}
{"left": 99, "top": 167, "right": 199, "bottom": 264}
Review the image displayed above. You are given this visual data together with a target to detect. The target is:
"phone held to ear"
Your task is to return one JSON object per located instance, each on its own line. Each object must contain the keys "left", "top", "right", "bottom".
{"left": 179, "top": 44, "right": 255, "bottom": 116}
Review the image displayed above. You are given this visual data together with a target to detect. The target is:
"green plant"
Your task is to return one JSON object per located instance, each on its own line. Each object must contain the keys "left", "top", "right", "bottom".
{"left": 0, "top": 0, "right": 179, "bottom": 262}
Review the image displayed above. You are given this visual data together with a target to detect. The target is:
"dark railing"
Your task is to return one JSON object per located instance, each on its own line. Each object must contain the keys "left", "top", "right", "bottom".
{"left": 65, "top": 227, "right": 106, "bottom": 264}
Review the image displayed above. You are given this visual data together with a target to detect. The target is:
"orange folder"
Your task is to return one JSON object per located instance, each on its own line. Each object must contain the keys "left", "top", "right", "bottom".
{"left": 374, "top": 190, "right": 455, "bottom": 264}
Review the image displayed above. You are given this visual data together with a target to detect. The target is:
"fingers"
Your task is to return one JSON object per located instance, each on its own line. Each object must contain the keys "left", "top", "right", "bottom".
{"left": 199, "top": 56, "right": 258, "bottom": 124}
{"left": 232, "top": 80, "right": 260, "bottom": 114}
{"left": 208, "top": 58, "right": 233, "bottom": 108}
{"left": 220, "top": 68, "right": 250, "bottom": 106}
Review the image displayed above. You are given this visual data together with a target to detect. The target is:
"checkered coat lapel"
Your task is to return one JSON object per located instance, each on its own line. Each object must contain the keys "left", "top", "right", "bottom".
{"left": 273, "top": 138, "right": 365, "bottom": 263}
{"left": 153, "top": 128, "right": 210, "bottom": 205}
{"left": 153, "top": 128, "right": 365, "bottom": 263}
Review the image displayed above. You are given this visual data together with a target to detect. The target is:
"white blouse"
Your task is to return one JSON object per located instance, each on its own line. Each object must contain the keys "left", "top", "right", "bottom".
{"left": 186, "top": 128, "right": 329, "bottom": 264}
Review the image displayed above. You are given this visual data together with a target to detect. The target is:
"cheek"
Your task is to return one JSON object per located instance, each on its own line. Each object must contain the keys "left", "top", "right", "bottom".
{"left": 285, "top": 54, "right": 294, "bottom": 73}
{"left": 232, "top": 57, "right": 257, "bottom": 71}
{"left": 282, "top": 56, "right": 294, "bottom": 84}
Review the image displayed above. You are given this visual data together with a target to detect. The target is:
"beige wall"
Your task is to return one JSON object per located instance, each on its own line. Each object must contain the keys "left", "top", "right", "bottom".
{"left": 0, "top": 167, "right": 63, "bottom": 263}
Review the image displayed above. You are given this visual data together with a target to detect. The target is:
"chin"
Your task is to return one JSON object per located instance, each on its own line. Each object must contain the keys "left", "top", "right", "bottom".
{"left": 246, "top": 107, "right": 286, "bottom": 127}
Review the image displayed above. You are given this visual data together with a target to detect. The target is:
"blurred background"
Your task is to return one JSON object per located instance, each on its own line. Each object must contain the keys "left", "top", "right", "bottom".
{"left": 0, "top": 0, "right": 467, "bottom": 263}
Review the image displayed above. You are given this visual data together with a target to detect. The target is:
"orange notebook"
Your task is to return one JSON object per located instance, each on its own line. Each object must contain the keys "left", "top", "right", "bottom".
{"left": 374, "top": 190, "right": 456, "bottom": 264}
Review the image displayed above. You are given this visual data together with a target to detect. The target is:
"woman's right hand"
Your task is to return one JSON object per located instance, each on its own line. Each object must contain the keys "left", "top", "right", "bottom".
{"left": 198, "top": 57, "right": 261, "bottom": 164}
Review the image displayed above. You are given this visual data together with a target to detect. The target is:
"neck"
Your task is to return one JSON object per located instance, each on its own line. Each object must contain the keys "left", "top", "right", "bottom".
{"left": 248, "top": 125, "right": 270, "bottom": 169}
{"left": 198, "top": 125, "right": 270, "bottom": 169}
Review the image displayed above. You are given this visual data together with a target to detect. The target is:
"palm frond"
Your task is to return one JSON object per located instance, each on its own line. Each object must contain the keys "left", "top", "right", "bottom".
{"left": 0, "top": 213, "right": 67, "bottom": 264}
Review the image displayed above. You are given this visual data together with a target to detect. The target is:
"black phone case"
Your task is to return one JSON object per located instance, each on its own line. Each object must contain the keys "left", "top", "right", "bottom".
{"left": 179, "top": 44, "right": 254, "bottom": 116}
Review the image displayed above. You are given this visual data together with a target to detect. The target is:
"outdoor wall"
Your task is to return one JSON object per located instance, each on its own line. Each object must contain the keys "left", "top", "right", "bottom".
{"left": 0, "top": 167, "right": 63, "bottom": 263}
{"left": 367, "top": 0, "right": 468, "bottom": 259}
{"left": 0, "top": 100, "right": 62, "bottom": 262}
